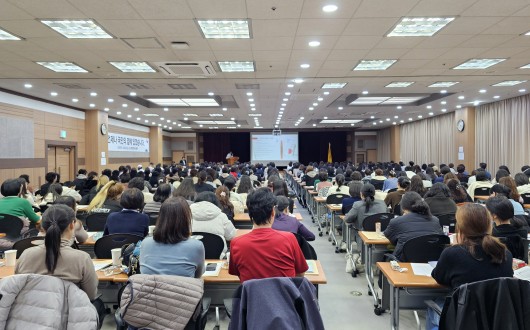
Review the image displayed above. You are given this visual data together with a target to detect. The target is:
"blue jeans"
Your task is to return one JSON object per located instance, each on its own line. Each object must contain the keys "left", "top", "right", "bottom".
{"left": 426, "top": 297, "right": 445, "bottom": 330}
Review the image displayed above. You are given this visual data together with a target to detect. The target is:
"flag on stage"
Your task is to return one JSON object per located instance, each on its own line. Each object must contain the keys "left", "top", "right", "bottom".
{"left": 327, "top": 142, "right": 332, "bottom": 163}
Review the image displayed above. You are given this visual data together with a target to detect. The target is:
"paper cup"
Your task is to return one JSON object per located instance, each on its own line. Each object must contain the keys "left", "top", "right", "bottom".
{"left": 111, "top": 248, "right": 122, "bottom": 266}
{"left": 148, "top": 225, "right": 156, "bottom": 236}
{"left": 5, "top": 250, "right": 17, "bottom": 267}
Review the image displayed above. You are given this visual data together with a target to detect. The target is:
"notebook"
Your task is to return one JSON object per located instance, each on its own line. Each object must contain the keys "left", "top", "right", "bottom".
{"left": 306, "top": 260, "right": 319, "bottom": 275}
{"left": 202, "top": 262, "right": 222, "bottom": 277}
{"left": 514, "top": 266, "right": 530, "bottom": 281}
{"left": 93, "top": 260, "right": 112, "bottom": 271}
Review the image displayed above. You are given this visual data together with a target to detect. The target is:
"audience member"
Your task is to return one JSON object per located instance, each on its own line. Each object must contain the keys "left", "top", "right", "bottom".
{"left": 143, "top": 183, "right": 172, "bottom": 214}
{"left": 128, "top": 177, "right": 154, "bottom": 203}
{"left": 52, "top": 196, "right": 89, "bottom": 244}
{"left": 190, "top": 192, "right": 236, "bottom": 244}
{"left": 423, "top": 183, "right": 458, "bottom": 217}
{"left": 104, "top": 188, "right": 149, "bottom": 237}
{"left": 272, "top": 196, "right": 315, "bottom": 241}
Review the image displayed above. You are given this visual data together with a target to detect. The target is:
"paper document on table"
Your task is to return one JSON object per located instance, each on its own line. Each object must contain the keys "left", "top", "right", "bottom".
{"left": 93, "top": 260, "right": 112, "bottom": 271}
{"left": 362, "top": 232, "right": 387, "bottom": 240}
{"left": 515, "top": 266, "right": 530, "bottom": 281}
{"left": 411, "top": 263, "right": 435, "bottom": 277}
{"left": 202, "top": 262, "right": 222, "bottom": 277}
{"left": 306, "top": 260, "right": 319, "bottom": 275}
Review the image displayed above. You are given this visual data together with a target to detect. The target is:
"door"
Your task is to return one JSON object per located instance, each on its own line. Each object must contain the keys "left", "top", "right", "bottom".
{"left": 172, "top": 150, "right": 184, "bottom": 163}
{"left": 47, "top": 146, "right": 75, "bottom": 182}
{"left": 367, "top": 149, "right": 377, "bottom": 163}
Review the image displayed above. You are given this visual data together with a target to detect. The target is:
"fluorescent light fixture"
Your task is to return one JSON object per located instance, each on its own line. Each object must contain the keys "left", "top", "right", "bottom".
{"left": 322, "top": 5, "right": 338, "bottom": 12}
{"left": 197, "top": 20, "right": 250, "bottom": 39}
{"left": 479, "top": 89, "right": 487, "bottom": 93}
{"left": 218, "top": 61, "right": 255, "bottom": 72}
{"left": 300, "top": 64, "right": 310, "bottom": 69}
{"left": 24, "top": 83, "right": 32, "bottom": 88}
{"left": 293, "top": 78, "right": 304, "bottom": 84}
{"left": 519, "top": 89, "right": 526, "bottom": 93}
{"left": 350, "top": 97, "right": 390, "bottom": 105}
{"left": 194, "top": 120, "right": 236, "bottom": 125}
{"left": 428, "top": 81, "right": 459, "bottom": 88}
{"left": 353, "top": 59, "right": 397, "bottom": 71}
{"left": 134, "top": 107, "right": 139, "bottom": 111}
{"left": 287, "top": 84, "right": 294, "bottom": 88}
{"left": 322, "top": 82, "right": 347, "bottom": 89}
{"left": 50, "top": 92, "right": 58, "bottom": 96}
{"left": 109, "top": 62, "right": 155, "bottom": 73}
{"left": 0, "top": 28, "right": 21, "bottom": 40}
{"left": 308, "top": 41, "right": 320, "bottom": 47}
{"left": 520, "top": 63, "right": 530, "bottom": 69}
{"left": 40, "top": 19, "right": 113, "bottom": 39}
{"left": 147, "top": 97, "right": 220, "bottom": 107}
{"left": 37, "top": 62, "right": 88, "bottom": 73}
{"left": 90, "top": 92, "right": 97, "bottom": 96}
{"left": 143, "top": 113, "right": 159, "bottom": 117}
{"left": 492, "top": 80, "right": 527, "bottom": 86}
{"left": 386, "top": 81, "right": 414, "bottom": 88}
{"left": 348, "top": 96, "right": 423, "bottom": 105}
{"left": 387, "top": 17, "right": 455, "bottom": 37}
{"left": 209, "top": 113, "right": 223, "bottom": 117}
{"left": 453, "top": 58, "right": 506, "bottom": 70}
{"left": 182, "top": 114, "right": 198, "bottom": 117}
{"left": 72, "top": 98, "right": 78, "bottom": 103}
{"left": 320, "top": 119, "right": 362, "bottom": 124}
{"left": 248, "top": 114, "right": 262, "bottom": 117}
{"left": 380, "top": 96, "right": 424, "bottom": 104}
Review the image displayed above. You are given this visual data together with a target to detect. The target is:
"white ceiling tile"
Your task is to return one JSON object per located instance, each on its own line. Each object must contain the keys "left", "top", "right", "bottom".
{"left": 186, "top": 0, "right": 247, "bottom": 18}
{"left": 407, "top": 0, "right": 477, "bottom": 16}
{"left": 252, "top": 50, "right": 291, "bottom": 61}
{"left": 128, "top": 0, "right": 193, "bottom": 19}
{"left": 208, "top": 39, "right": 251, "bottom": 51}
{"left": 0, "top": 2, "right": 34, "bottom": 20}
{"left": 326, "top": 49, "right": 369, "bottom": 61}
{"left": 0, "top": 20, "right": 59, "bottom": 38}
{"left": 247, "top": 0, "right": 303, "bottom": 19}
{"left": 300, "top": 0, "right": 361, "bottom": 19}
{"left": 416, "top": 34, "right": 473, "bottom": 49}
{"left": 97, "top": 20, "right": 157, "bottom": 39}
{"left": 354, "top": 0, "right": 420, "bottom": 18}
{"left": 297, "top": 19, "right": 350, "bottom": 36}
{"left": 440, "top": 17, "right": 504, "bottom": 35}
{"left": 11, "top": 0, "right": 85, "bottom": 17}
{"left": 342, "top": 18, "right": 399, "bottom": 36}
{"left": 461, "top": 0, "right": 529, "bottom": 16}
{"left": 252, "top": 19, "right": 298, "bottom": 37}
{"left": 374, "top": 37, "right": 424, "bottom": 49}
{"left": 252, "top": 37, "right": 294, "bottom": 51}
{"left": 147, "top": 20, "right": 203, "bottom": 37}
{"left": 289, "top": 49, "right": 331, "bottom": 62}
{"left": 292, "top": 36, "right": 339, "bottom": 50}
{"left": 401, "top": 48, "right": 450, "bottom": 60}
{"left": 439, "top": 47, "right": 489, "bottom": 59}
{"left": 68, "top": 0, "right": 143, "bottom": 19}
{"left": 478, "top": 47, "right": 528, "bottom": 58}
{"left": 365, "top": 48, "right": 409, "bottom": 59}
{"left": 213, "top": 50, "right": 253, "bottom": 60}
{"left": 334, "top": 36, "right": 383, "bottom": 50}
{"left": 481, "top": 17, "right": 530, "bottom": 35}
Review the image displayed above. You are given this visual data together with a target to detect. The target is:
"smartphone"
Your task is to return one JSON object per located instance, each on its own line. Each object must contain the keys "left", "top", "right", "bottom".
{"left": 206, "top": 263, "right": 217, "bottom": 271}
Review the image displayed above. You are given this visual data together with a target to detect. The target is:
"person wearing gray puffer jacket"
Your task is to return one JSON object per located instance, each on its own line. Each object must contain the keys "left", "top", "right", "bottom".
{"left": 0, "top": 274, "right": 99, "bottom": 329}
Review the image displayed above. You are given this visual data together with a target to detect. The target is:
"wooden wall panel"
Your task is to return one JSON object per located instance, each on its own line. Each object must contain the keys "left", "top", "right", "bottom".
{"left": 109, "top": 125, "right": 149, "bottom": 138}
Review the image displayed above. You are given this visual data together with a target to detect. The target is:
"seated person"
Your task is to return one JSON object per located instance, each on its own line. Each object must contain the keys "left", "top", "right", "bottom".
{"left": 315, "top": 171, "right": 332, "bottom": 192}
{"left": 229, "top": 188, "right": 308, "bottom": 283}
{"left": 490, "top": 184, "right": 526, "bottom": 216}
{"left": 143, "top": 183, "right": 172, "bottom": 214}
{"left": 466, "top": 170, "right": 492, "bottom": 199}
{"left": 215, "top": 186, "right": 235, "bottom": 221}
{"left": 344, "top": 184, "right": 387, "bottom": 230}
{"left": 223, "top": 176, "right": 245, "bottom": 214}
{"left": 326, "top": 174, "right": 349, "bottom": 197}
{"left": 140, "top": 197, "right": 205, "bottom": 278}
{"left": 272, "top": 180, "right": 294, "bottom": 214}
{"left": 52, "top": 196, "right": 88, "bottom": 244}
{"left": 384, "top": 192, "right": 443, "bottom": 261}
{"left": 190, "top": 191, "right": 236, "bottom": 243}
{"left": 0, "top": 179, "right": 41, "bottom": 225}
{"left": 342, "top": 181, "right": 363, "bottom": 215}
{"left": 272, "top": 196, "right": 315, "bottom": 241}
{"left": 423, "top": 183, "right": 458, "bottom": 217}
{"left": 85, "top": 181, "right": 123, "bottom": 214}
{"left": 446, "top": 179, "right": 473, "bottom": 204}
{"left": 128, "top": 177, "right": 154, "bottom": 203}
{"left": 384, "top": 176, "right": 410, "bottom": 215}
{"left": 41, "top": 183, "right": 64, "bottom": 205}
{"left": 104, "top": 188, "right": 149, "bottom": 237}
{"left": 382, "top": 170, "right": 398, "bottom": 192}
{"left": 370, "top": 169, "right": 386, "bottom": 190}
{"left": 427, "top": 203, "right": 513, "bottom": 330}
{"left": 194, "top": 171, "right": 215, "bottom": 193}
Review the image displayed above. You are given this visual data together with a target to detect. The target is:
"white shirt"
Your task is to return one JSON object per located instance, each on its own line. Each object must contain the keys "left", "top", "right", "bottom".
{"left": 226, "top": 152, "right": 233, "bottom": 159}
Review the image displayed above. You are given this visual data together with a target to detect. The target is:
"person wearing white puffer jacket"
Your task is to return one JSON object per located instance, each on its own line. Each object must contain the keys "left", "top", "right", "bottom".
{"left": 190, "top": 191, "right": 237, "bottom": 246}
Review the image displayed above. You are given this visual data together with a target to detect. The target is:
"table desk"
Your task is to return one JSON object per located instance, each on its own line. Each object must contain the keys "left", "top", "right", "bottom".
{"left": 359, "top": 231, "right": 391, "bottom": 311}
{"left": 314, "top": 197, "right": 326, "bottom": 236}
{"left": 325, "top": 204, "right": 342, "bottom": 248}
{"left": 377, "top": 262, "right": 449, "bottom": 330}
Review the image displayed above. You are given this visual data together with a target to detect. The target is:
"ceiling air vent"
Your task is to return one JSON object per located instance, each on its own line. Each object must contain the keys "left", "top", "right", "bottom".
{"left": 152, "top": 61, "right": 216, "bottom": 78}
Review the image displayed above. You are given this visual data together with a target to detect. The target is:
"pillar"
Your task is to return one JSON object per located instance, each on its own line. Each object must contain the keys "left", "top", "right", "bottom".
{"left": 454, "top": 107, "right": 476, "bottom": 170}
{"left": 84, "top": 110, "right": 109, "bottom": 173}
{"left": 389, "top": 125, "right": 401, "bottom": 162}
{"left": 149, "top": 126, "right": 163, "bottom": 165}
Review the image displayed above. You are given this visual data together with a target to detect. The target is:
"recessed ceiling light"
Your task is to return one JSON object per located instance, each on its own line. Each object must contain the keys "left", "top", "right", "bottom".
{"left": 89, "top": 103, "right": 95, "bottom": 108}
{"left": 453, "top": 58, "right": 506, "bottom": 70}
{"left": 428, "top": 81, "right": 459, "bottom": 88}
{"left": 160, "top": 117, "right": 165, "bottom": 121}
{"left": 458, "top": 96, "right": 465, "bottom": 100}
{"left": 218, "top": 61, "right": 255, "bottom": 72}
{"left": 493, "top": 95, "right": 500, "bottom": 99}
{"left": 283, "top": 98, "right": 288, "bottom": 101}
{"left": 322, "top": 82, "right": 347, "bottom": 89}
{"left": 386, "top": 118, "right": 390, "bottom": 121}
{"left": 519, "top": 89, "right": 526, "bottom": 93}
{"left": 354, "top": 60, "right": 396, "bottom": 71}
{"left": 492, "top": 80, "right": 527, "bottom": 86}
{"left": 379, "top": 120, "right": 383, "bottom": 123}
{"left": 373, "top": 122, "right": 377, "bottom": 125}
{"left": 285, "top": 92, "right": 291, "bottom": 96}
{"left": 137, "top": 117, "right": 141, "bottom": 120}
{"left": 426, "top": 105, "right": 432, "bottom": 109}
{"left": 385, "top": 81, "right": 414, "bottom": 88}
{"left": 248, "top": 98, "right": 254, "bottom": 102}
{"left": 104, "top": 107, "right": 109, "bottom": 111}
{"left": 24, "top": 83, "right": 32, "bottom": 88}
{"left": 109, "top": 61, "right": 155, "bottom": 73}
{"left": 312, "top": 103, "right": 318, "bottom": 106}
{"left": 237, "top": 124, "right": 241, "bottom": 127}
{"left": 251, "top": 108, "right": 255, "bottom": 111}
{"left": 308, "top": 41, "right": 320, "bottom": 47}
{"left": 370, "top": 116, "right": 375, "bottom": 119}
{"left": 197, "top": 20, "right": 250, "bottom": 39}
{"left": 456, "top": 105, "right": 462, "bottom": 108}
{"left": 387, "top": 17, "right": 455, "bottom": 37}
{"left": 127, "top": 114, "right": 132, "bottom": 118}
{"left": 89, "top": 92, "right": 97, "bottom": 96}
{"left": 208, "top": 92, "right": 214, "bottom": 96}
{"left": 37, "top": 62, "right": 88, "bottom": 73}
{"left": 293, "top": 78, "right": 304, "bottom": 84}
{"left": 246, "top": 93, "right": 253, "bottom": 97}
{"left": 418, "top": 115, "right": 423, "bottom": 118}
{"left": 440, "top": 90, "right": 448, "bottom": 94}
{"left": 479, "top": 89, "right": 487, "bottom": 93}
{"left": 473, "top": 101, "right": 480, "bottom": 106}
{"left": 300, "top": 63, "right": 310, "bottom": 69}
{"left": 394, "top": 115, "right": 398, "bottom": 119}
{"left": 322, "top": 4, "right": 338, "bottom": 12}
{"left": 134, "top": 108, "right": 139, "bottom": 111}
{"left": 309, "top": 107, "right": 314, "bottom": 111}
{"left": 72, "top": 98, "right": 78, "bottom": 103}
{"left": 429, "top": 112, "right": 434, "bottom": 116}
{"left": 520, "top": 63, "right": 530, "bottom": 69}
{"left": 313, "top": 123, "right": 317, "bottom": 127}
{"left": 183, "top": 117, "right": 188, "bottom": 121}
{"left": 397, "top": 106, "right": 402, "bottom": 109}
{"left": 122, "top": 104, "right": 128, "bottom": 108}
{"left": 400, "top": 120, "right": 404, "bottom": 123}
{"left": 362, "top": 91, "right": 369, "bottom": 95}
{"left": 337, "top": 107, "right": 343, "bottom": 110}
{"left": 0, "top": 28, "right": 21, "bottom": 40}
{"left": 280, "top": 107, "right": 285, "bottom": 110}
{"left": 317, "top": 97, "right": 323, "bottom": 101}
{"left": 129, "top": 92, "right": 137, "bottom": 96}
{"left": 441, "top": 109, "right": 447, "bottom": 112}
{"left": 117, "top": 111, "right": 122, "bottom": 115}
{"left": 145, "top": 120, "right": 149, "bottom": 123}
{"left": 323, "top": 91, "right": 330, "bottom": 95}
{"left": 108, "top": 98, "right": 114, "bottom": 103}
{"left": 392, "top": 122, "right": 396, "bottom": 125}
{"left": 282, "top": 103, "right": 287, "bottom": 106}
{"left": 287, "top": 84, "right": 294, "bottom": 88}
{"left": 40, "top": 19, "right": 113, "bottom": 39}
{"left": 50, "top": 92, "right": 58, "bottom": 96}
{"left": 250, "top": 103, "right": 256, "bottom": 107}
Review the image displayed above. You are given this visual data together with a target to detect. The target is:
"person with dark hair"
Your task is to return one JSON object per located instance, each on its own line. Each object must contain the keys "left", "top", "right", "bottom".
{"left": 0, "top": 179, "right": 41, "bottom": 225}
{"left": 409, "top": 175, "right": 427, "bottom": 197}
{"left": 173, "top": 178, "right": 196, "bottom": 203}
{"left": 72, "top": 169, "right": 88, "bottom": 193}
{"left": 301, "top": 165, "right": 318, "bottom": 187}
{"left": 344, "top": 184, "right": 387, "bottom": 230}
{"left": 423, "top": 183, "right": 458, "bottom": 217}
{"left": 315, "top": 171, "right": 332, "bottom": 192}
{"left": 229, "top": 188, "right": 308, "bottom": 282}
{"left": 514, "top": 172, "right": 530, "bottom": 194}
{"left": 351, "top": 171, "right": 363, "bottom": 182}
{"left": 479, "top": 162, "right": 491, "bottom": 180}
{"left": 236, "top": 175, "right": 254, "bottom": 205}
{"left": 40, "top": 172, "right": 58, "bottom": 197}
{"left": 427, "top": 203, "right": 513, "bottom": 329}
{"left": 15, "top": 204, "right": 98, "bottom": 300}
{"left": 128, "top": 176, "right": 154, "bottom": 203}
{"left": 140, "top": 197, "right": 205, "bottom": 277}
{"left": 52, "top": 196, "right": 89, "bottom": 244}
{"left": 327, "top": 173, "right": 349, "bottom": 196}
{"left": 486, "top": 196, "right": 528, "bottom": 239}
{"left": 384, "top": 176, "right": 410, "bottom": 214}
{"left": 143, "top": 183, "right": 172, "bottom": 214}
{"left": 223, "top": 176, "right": 245, "bottom": 214}
{"left": 499, "top": 176, "right": 523, "bottom": 203}
{"left": 190, "top": 191, "right": 236, "bottom": 244}
{"left": 104, "top": 188, "right": 149, "bottom": 237}
{"left": 434, "top": 167, "right": 450, "bottom": 183}
{"left": 384, "top": 192, "right": 443, "bottom": 260}
{"left": 216, "top": 186, "right": 235, "bottom": 221}
{"left": 467, "top": 169, "right": 493, "bottom": 199}
{"left": 194, "top": 170, "right": 215, "bottom": 193}
{"left": 490, "top": 184, "right": 525, "bottom": 216}
{"left": 382, "top": 170, "right": 398, "bottom": 192}
{"left": 456, "top": 164, "right": 469, "bottom": 183}
{"left": 272, "top": 180, "right": 294, "bottom": 214}
{"left": 16, "top": 176, "right": 39, "bottom": 209}
{"left": 41, "top": 183, "right": 64, "bottom": 205}
{"left": 342, "top": 181, "right": 363, "bottom": 215}
{"left": 494, "top": 169, "right": 510, "bottom": 184}
{"left": 272, "top": 196, "right": 315, "bottom": 241}
{"left": 446, "top": 179, "right": 473, "bottom": 204}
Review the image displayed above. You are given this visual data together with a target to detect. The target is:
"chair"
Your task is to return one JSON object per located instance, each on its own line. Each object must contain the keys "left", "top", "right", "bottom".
{"left": 521, "top": 193, "right": 530, "bottom": 205}
{"left": 293, "top": 233, "right": 318, "bottom": 260}
{"left": 12, "top": 236, "right": 45, "bottom": 258}
{"left": 387, "top": 188, "right": 398, "bottom": 193}
{"left": 145, "top": 212, "right": 158, "bottom": 226}
{"left": 0, "top": 214, "right": 25, "bottom": 241}
{"left": 437, "top": 213, "right": 456, "bottom": 234}
{"left": 362, "top": 213, "right": 394, "bottom": 231}
{"left": 400, "top": 234, "right": 450, "bottom": 263}
{"left": 93, "top": 233, "right": 143, "bottom": 259}
{"left": 85, "top": 212, "right": 109, "bottom": 232}
{"left": 473, "top": 187, "right": 490, "bottom": 202}
{"left": 426, "top": 278, "right": 530, "bottom": 330}
{"left": 192, "top": 232, "right": 226, "bottom": 259}
{"left": 370, "top": 179, "right": 385, "bottom": 190}
{"left": 326, "top": 193, "right": 347, "bottom": 205}
{"left": 498, "top": 236, "right": 528, "bottom": 263}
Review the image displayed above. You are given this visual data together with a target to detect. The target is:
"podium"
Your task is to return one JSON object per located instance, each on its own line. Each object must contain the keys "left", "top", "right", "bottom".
{"left": 227, "top": 156, "right": 239, "bottom": 165}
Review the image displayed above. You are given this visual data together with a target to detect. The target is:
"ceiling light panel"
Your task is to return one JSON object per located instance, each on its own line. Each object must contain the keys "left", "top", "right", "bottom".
{"left": 109, "top": 62, "right": 156, "bottom": 73}
{"left": 218, "top": 61, "right": 255, "bottom": 72}
{"left": 320, "top": 119, "right": 362, "bottom": 124}
{"left": 380, "top": 96, "right": 424, "bottom": 104}
{"left": 209, "top": 113, "right": 224, "bottom": 117}
{"left": 453, "top": 58, "right": 506, "bottom": 70}
{"left": 182, "top": 113, "right": 198, "bottom": 117}
{"left": 387, "top": 17, "right": 455, "bottom": 37}
{"left": 36, "top": 62, "right": 88, "bottom": 73}
{"left": 147, "top": 98, "right": 188, "bottom": 106}
{"left": 40, "top": 19, "right": 113, "bottom": 39}
{"left": 349, "top": 97, "right": 390, "bottom": 105}
{"left": 353, "top": 60, "right": 397, "bottom": 71}
{"left": 146, "top": 98, "right": 220, "bottom": 107}
{"left": 428, "top": 81, "right": 459, "bottom": 87}
{"left": 196, "top": 20, "right": 251, "bottom": 39}
{"left": 0, "top": 28, "right": 21, "bottom": 40}
{"left": 520, "top": 64, "right": 530, "bottom": 69}
{"left": 194, "top": 120, "right": 236, "bottom": 125}
{"left": 143, "top": 114, "right": 159, "bottom": 117}
{"left": 385, "top": 81, "right": 415, "bottom": 88}
{"left": 492, "top": 80, "right": 527, "bottom": 86}
{"left": 321, "top": 83, "right": 347, "bottom": 89}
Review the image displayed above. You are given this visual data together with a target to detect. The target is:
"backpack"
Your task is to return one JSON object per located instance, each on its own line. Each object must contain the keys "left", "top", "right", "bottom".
{"left": 121, "top": 240, "right": 142, "bottom": 276}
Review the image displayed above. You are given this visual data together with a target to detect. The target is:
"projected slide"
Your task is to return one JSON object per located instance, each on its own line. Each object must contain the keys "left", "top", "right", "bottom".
{"left": 251, "top": 133, "right": 298, "bottom": 166}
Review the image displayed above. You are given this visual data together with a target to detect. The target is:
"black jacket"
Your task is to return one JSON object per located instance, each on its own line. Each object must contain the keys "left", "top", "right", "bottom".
{"left": 440, "top": 278, "right": 530, "bottom": 330}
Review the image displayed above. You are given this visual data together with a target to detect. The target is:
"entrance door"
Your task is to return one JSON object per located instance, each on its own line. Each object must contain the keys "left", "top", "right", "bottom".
{"left": 48, "top": 146, "right": 75, "bottom": 182}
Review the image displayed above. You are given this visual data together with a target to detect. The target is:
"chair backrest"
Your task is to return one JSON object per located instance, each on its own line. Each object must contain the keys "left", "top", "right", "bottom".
{"left": 326, "top": 193, "right": 347, "bottom": 205}
{"left": 437, "top": 213, "right": 457, "bottom": 233}
{"left": 85, "top": 212, "right": 110, "bottom": 232}
{"left": 474, "top": 187, "right": 490, "bottom": 197}
{"left": 393, "top": 203, "right": 402, "bottom": 216}
{"left": 521, "top": 193, "right": 530, "bottom": 204}
{"left": 0, "top": 214, "right": 25, "bottom": 240}
{"left": 401, "top": 234, "right": 450, "bottom": 263}
{"left": 362, "top": 213, "right": 394, "bottom": 231}
{"left": 192, "top": 232, "right": 225, "bottom": 259}
{"left": 94, "top": 233, "right": 143, "bottom": 259}
{"left": 145, "top": 213, "right": 158, "bottom": 226}
{"left": 387, "top": 188, "right": 398, "bottom": 193}
{"left": 498, "top": 236, "right": 528, "bottom": 263}
{"left": 292, "top": 233, "right": 318, "bottom": 260}
{"left": 370, "top": 179, "right": 384, "bottom": 190}
{"left": 12, "top": 236, "right": 45, "bottom": 258}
